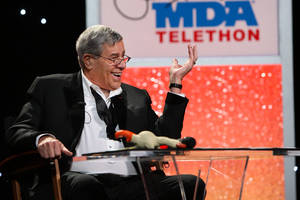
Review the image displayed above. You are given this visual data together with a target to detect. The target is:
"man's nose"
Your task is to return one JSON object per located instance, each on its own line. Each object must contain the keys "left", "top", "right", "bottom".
{"left": 117, "top": 61, "right": 126, "bottom": 69}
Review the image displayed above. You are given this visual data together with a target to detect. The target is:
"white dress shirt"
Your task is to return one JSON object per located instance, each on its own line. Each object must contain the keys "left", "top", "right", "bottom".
{"left": 70, "top": 71, "right": 137, "bottom": 175}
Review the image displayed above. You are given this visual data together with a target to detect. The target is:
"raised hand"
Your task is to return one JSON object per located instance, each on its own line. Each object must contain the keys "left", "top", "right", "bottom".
{"left": 169, "top": 44, "right": 198, "bottom": 91}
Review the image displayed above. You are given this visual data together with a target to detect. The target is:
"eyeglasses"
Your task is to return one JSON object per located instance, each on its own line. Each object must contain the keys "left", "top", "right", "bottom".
{"left": 94, "top": 55, "right": 131, "bottom": 65}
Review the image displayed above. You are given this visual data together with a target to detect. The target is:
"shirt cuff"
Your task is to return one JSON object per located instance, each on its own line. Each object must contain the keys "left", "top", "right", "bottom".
{"left": 168, "top": 91, "right": 185, "bottom": 98}
{"left": 35, "top": 133, "right": 56, "bottom": 147}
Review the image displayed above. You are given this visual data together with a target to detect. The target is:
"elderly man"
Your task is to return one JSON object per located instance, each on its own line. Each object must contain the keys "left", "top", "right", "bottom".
{"left": 6, "top": 25, "right": 205, "bottom": 200}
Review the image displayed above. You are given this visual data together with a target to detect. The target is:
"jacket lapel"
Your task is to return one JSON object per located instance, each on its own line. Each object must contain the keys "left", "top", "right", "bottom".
{"left": 111, "top": 85, "right": 127, "bottom": 129}
{"left": 63, "top": 78, "right": 132, "bottom": 149}
{"left": 63, "top": 72, "right": 85, "bottom": 151}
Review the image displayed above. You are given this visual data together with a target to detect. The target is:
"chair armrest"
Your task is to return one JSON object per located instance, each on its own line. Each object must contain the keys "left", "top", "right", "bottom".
{"left": 0, "top": 150, "right": 62, "bottom": 200}
{"left": 0, "top": 150, "right": 53, "bottom": 178}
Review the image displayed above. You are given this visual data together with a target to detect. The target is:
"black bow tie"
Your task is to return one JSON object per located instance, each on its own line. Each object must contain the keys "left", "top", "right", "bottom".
{"left": 90, "top": 87, "right": 118, "bottom": 140}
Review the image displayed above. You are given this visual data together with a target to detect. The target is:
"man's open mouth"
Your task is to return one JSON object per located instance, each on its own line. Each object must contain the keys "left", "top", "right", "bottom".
{"left": 112, "top": 72, "right": 121, "bottom": 78}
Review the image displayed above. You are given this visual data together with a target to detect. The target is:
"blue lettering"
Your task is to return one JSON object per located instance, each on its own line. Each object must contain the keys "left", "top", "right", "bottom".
{"left": 195, "top": 2, "right": 225, "bottom": 27}
{"left": 225, "top": 1, "right": 258, "bottom": 26}
{"left": 152, "top": 1, "right": 258, "bottom": 28}
{"left": 152, "top": 3, "right": 194, "bottom": 28}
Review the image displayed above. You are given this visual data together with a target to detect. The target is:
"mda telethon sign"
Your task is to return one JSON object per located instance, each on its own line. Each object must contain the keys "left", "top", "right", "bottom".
{"left": 100, "top": 0, "right": 278, "bottom": 57}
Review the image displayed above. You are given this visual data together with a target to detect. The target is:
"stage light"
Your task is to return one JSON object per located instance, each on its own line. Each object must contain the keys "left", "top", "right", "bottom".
{"left": 41, "top": 18, "right": 47, "bottom": 24}
{"left": 293, "top": 166, "right": 298, "bottom": 172}
{"left": 20, "top": 9, "right": 26, "bottom": 16}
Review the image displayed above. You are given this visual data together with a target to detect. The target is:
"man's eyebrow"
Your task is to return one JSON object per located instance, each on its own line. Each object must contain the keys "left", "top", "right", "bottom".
{"left": 109, "top": 51, "right": 125, "bottom": 57}
{"left": 110, "top": 53, "right": 119, "bottom": 57}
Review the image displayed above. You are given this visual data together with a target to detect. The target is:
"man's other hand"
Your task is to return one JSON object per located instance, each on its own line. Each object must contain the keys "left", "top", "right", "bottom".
{"left": 37, "top": 136, "right": 73, "bottom": 159}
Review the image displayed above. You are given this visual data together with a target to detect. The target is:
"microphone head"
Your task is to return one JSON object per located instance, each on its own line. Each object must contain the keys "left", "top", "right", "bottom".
{"left": 179, "top": 137, "right": 196, "bottom": 148}
{"left": 77, "top": 101, "right": 86, "bottom": 106}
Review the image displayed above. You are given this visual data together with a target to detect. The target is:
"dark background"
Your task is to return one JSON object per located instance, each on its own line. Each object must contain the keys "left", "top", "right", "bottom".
{"left": 0, "top": 0, "right": 299, "bottom": 199}
{"left": 0, "top": 0, "right": 86, "bottom": 198}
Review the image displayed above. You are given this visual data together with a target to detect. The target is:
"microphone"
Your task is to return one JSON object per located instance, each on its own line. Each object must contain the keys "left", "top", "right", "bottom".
{"left": 75, "top": 101, "right": 86, "bottom": 108}
{"left": 179, "top": 137, "right": 196, "bottom": 148}
{"left": 77, "top": 101, "right": 86, "bottom": 106}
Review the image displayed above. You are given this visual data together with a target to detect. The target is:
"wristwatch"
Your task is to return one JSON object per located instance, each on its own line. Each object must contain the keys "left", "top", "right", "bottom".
{"left": 169, "top": 83, "right": 182, "bottom": 89}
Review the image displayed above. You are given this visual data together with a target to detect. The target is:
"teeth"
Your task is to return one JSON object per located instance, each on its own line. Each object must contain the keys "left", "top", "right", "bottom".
{"left": 112, "top": 72, "right": 121, "bottom": 77}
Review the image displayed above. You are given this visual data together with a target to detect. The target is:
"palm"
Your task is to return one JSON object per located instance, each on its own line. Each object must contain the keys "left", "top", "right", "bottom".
{"left": 169, "top": 45, "right": 198, "bottom": 83}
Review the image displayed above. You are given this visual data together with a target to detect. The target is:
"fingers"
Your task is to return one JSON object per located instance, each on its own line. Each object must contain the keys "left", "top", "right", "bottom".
{"left": 188, "top": 44, "right": 192, "bottom": 58}
{"left": 192, "top": 45, "right": 198, "bottom": 63}
{"left": 188, "top": 44, "right": 198, "bottom": 65}
{"left": 37, "top": 136, "right": 72, "bottom": 159}
{"left": 61, "top": 145, "right": 73, "bottom": 156}
{"left": 172, "top": 58, "right": 179, "bottom": 67}
{"left": 169, "top": 45, "right": 197, "bottom": 85}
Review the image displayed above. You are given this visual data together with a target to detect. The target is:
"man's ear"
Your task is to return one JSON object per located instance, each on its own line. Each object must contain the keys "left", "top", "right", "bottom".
{"left": 82, "top": 54, "right": 94, "bottom": 70}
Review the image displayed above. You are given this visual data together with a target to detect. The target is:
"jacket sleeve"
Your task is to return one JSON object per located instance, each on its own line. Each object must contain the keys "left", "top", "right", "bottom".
{"left": 146, "top": 91, "right": 189, "bottom": 139}
{"left": 5, "top": 77, "right": 46, "bottom": 153}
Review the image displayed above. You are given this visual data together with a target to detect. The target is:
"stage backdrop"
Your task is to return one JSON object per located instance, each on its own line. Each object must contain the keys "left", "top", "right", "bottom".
{"left": 122, "top": 64, "right": 284, "bottom": 200}
{"left": 100, "top": 0, "right": 278, "bottom": 57}
{"left": 86, "top": 0, "right": 294, "bottom": 199}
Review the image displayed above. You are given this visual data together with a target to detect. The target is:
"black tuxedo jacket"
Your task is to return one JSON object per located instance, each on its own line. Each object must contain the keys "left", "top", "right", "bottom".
{"left": 6, "top": 71, "right": 188, "bottom": 170}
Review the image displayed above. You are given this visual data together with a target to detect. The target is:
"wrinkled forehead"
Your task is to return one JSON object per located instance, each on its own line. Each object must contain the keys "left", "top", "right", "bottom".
{"left": 101, "top": 40, "right": 125, "bottom": 56}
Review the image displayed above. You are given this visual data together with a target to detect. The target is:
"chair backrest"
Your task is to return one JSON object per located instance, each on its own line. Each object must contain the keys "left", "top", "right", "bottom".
{"left": 0, "top": 150, "right": 62, "bottom": 200}
{"left": 0, "top": 116, "right": 16, "bottom": 161}
{"left": 0, "top": 116, "right": 15, "bottom": 199}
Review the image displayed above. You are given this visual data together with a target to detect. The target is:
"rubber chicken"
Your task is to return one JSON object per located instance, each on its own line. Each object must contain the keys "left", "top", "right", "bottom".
{"left": 115, "top": 130, "right": 196, "bottom": 149}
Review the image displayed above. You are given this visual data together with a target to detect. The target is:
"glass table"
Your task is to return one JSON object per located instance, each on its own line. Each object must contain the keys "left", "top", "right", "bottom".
{"left": 73, "top": 148, "right": 300, "bottom": 200}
